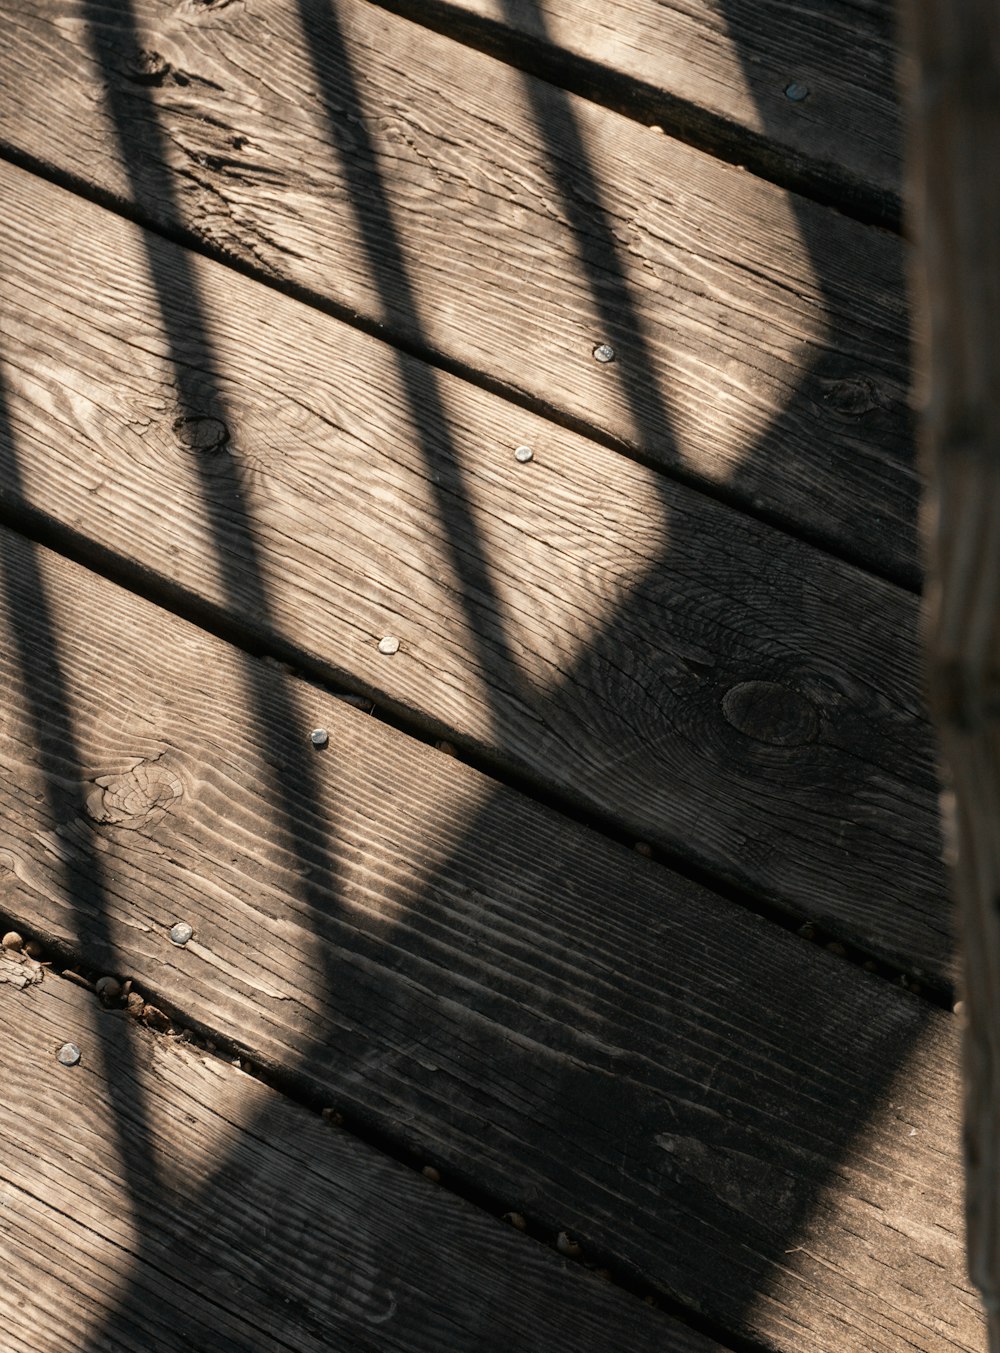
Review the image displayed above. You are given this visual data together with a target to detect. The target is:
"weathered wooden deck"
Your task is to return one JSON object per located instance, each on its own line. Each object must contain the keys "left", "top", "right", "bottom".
{"left": 0, "top": 2, "right": 981, "bottom": 1350}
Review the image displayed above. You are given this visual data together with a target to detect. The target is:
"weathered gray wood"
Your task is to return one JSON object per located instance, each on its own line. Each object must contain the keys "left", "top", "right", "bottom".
{"left": 0, "top": 159, "right": 948, "bottom": 979}
{"left": 0, "top": 968, "right": 718, "bottom": 1353}
{"left": 902, "top": 0, "right": 1000, "bottom": 1344}
{"left": 0, "top": 523, "right": 981, "bottom": 1351}
{"left": 379, "top": 0, "right": 902, "bottom": 223}
{"left": 0, "top": 0, "right": 918, "bottom": 581}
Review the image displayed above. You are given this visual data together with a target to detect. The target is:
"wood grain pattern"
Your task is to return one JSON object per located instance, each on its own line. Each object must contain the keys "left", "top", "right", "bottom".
{"left": 0, "top": 160, "right": 948, "bottom": 978}
{"left": 903, "top": 0, "right": 1000, "bottom": 1343}
{"left": 0, "top": 969, "right": 717, "bottom": 1353}
{"left": 0, "top": 0, "right": 919, "bottom": 581}
{"left": 379, "top": 0, "right": 902, "bottom": 222}
{"left": 0, "top": 523, "right": 981, "bottom": 1352}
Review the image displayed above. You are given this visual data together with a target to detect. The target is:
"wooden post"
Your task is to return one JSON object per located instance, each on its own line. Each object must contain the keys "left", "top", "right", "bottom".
{"left": 901, "top": 1, "right": 1000, "bottom": 1344}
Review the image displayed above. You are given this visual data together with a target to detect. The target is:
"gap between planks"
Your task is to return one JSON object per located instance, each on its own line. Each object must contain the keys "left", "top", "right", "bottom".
{"left": 0, "top": 0, "right": 920, "bottom": 585}
{"left": 0, "top": 159, "right": 948, "bottom": 982}
{"left": 0, "top": 522, "right": 980, "bottom": 1353}
{"left": 0, "top": 964, "right": 727, "bottom": 1353}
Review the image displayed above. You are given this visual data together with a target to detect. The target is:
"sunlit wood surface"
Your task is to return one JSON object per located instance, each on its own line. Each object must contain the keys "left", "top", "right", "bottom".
{"left": 0, "top": 2, "right": 982, "bottom": 1350}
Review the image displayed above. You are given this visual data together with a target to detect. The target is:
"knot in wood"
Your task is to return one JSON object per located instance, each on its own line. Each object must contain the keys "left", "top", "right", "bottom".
{"left": 122, "top": 48, "right": 172, "bottom": 85}
{"left": 721, "top": 680, "right": 819, "bottom": 746}
{"left": 85, "top": 761, "right": 182, "bottom": 830}
{"left": 173, "top": 414, "right": 230, "bottom": 455}
{"left": 820, "top": 375, "right": 887, "bottom": 418}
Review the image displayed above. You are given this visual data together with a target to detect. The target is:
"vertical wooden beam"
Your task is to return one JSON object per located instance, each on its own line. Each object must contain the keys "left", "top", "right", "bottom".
{"left": 901, "top": 1, "right": 1000, "bottom": 1343}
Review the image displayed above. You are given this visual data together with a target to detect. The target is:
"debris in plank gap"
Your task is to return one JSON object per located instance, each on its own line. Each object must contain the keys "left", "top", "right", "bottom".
{"left": 826, "top": 941, "right": 848, "bottom": 958}
{"left": 142, "top": 1004, "right": 171, "bottom": 1032}
{"left": 503, "top": 1212, "right": 527, "bottom": 1231}
{"left": 954, "top": 1000, "right": 965, "bottom": 1017}
{"left": 798, "top": 921, "right": 817, "bottom": 941}
{"left": 556, "top": 1231, "right": 582, "bottom": 1259}
{"left": 0, "top": 951, "right": 44, "bottom": 989}
{"left": 334, "top": 693, "right": 372, "bottom": 709}
{"left": 634, "top": 842, "right": 653, "bottom": 858}
{"left": 863, "top": 959, "right": 879, "bottom": 973}
{"left": 57, "top": 1042, "right": 81, "bottom": 1067}
{"left": 321, "top": 1107, "right": 344, "bottom": 1126}
{"left": 2, "top": 931, "right": 23, "bottom": 951}
{"left": 62, "top": 970, "right": 94, "bottom": 992}
{"left": 436, "top": 740, "right": 457, "bottom": 757}
{"left": 126, "top": 992, "right": 145, "bottom": 1015}
{"left": 24, "top": 939, "right": 44, "bottom": 960}
{"left": 421, "top": 1165, "right": 441, "bottom": 1183}
{"left": 95, "top": 976, "right": 122, "bottom": 1004}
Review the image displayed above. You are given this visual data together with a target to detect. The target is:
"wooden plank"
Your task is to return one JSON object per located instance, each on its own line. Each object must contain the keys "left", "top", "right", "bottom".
{"left": 0, "top": 969, "right": 717, "bottom": 1353}
{"left": 379, "top": 0, "right": 902, "bottom": 224}
{"left": 0, "top": 160, "right": 948, "bottom": 980}
{"left": 0, "top": 0, "right": 919, "bottom": 583}
{"left": 0, "top": 523, "right": 981, "bottom": 1351}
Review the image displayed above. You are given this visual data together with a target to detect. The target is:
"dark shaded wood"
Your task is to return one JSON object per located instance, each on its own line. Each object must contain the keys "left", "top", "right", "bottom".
{"left": 0, "top": 968, "right": 717, "bottom": 1353}
{"left": 0, "top": 523, "right": 981, "bottom": 1351}
{"left": 0, "top": 160, "right": 948, "bottom": 978}
{"left": 902, "top": 0, "right": 1000, "bottom": 1342}
{"left": 375, "top": 0, "right": 903, "bottom": 224}
{"left": 0, "top": 0, "right": 919, "bottom": 581}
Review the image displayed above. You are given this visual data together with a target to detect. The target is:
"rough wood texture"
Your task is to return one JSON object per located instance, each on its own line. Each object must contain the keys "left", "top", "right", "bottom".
{"left": 0, "top": 970, "right": 718, "bottom": 1353}
{"left": 0, "top": 160, "right": 948, "bottom": 978}
{"left": 0, "top": 523, "right": 982, "bottom": 1352}
{"left": 903, "top": 0, "right": 1000, "bottom": 1343}
{"left": 376, "top": 0, "right": 903, "bottom": 223}
{"left": 0, "top": 0, "right": 919, "bottom": 582}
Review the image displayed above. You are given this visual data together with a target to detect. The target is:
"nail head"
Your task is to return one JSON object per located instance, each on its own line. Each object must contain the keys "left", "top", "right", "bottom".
{"left": 169, "top": 922, "right": 193, "bottom": 947}
{"left": 310, "top": 727, "right": 329, "bottom": 748}
{"left": 378, "top": 636, "right": 400, "bottom": 656}
{"left": 592, "top": 343, "right": 616, "bottom": 364}
{"left": 514, "top": 445, "right": 534, "bottom": 463}
{"left": 57, "top": 1042, "right": 81, "bottom": 1067}
{"left": 784, "top": 81, "right": 810, "bottom": 102}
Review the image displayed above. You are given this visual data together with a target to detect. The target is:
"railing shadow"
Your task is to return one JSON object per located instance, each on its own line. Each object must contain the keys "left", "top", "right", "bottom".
{"left": 0, "top": 0, "right": 951, "bottom": 1346}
